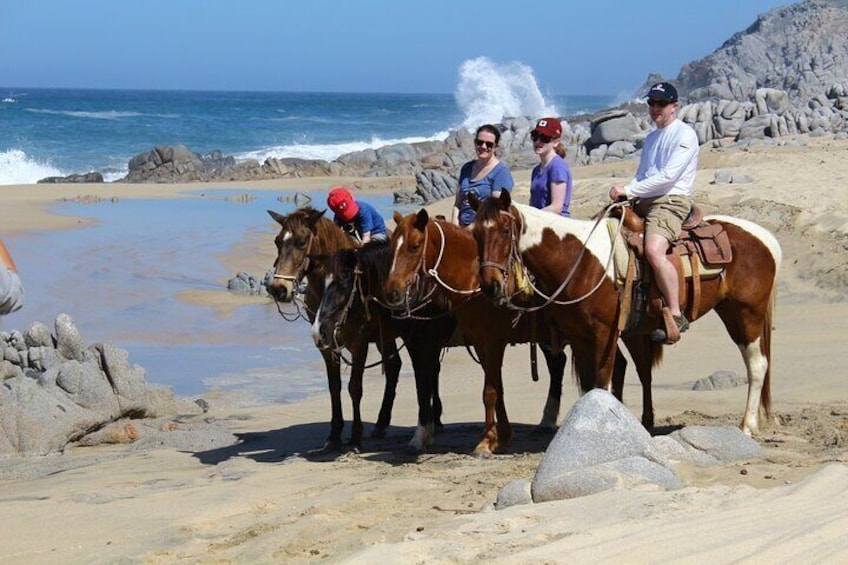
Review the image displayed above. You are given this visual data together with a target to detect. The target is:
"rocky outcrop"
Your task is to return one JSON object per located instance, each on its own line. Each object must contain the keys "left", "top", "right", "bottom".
{"left": 37, "top": 172, "right": 104, "bottom": 184}
{"left": 675, "top": 0, "right": 848, "bottom": 104}
{"left": 0, "top": 314, "right": 216, "bottom": 456}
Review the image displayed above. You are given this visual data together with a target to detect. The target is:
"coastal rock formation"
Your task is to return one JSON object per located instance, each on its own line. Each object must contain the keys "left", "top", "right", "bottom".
{"left": 675, "top": 0, "right": 848, "bottom": 104}
{"left": 0, "top": 314, "right": 217, "bottom": 456}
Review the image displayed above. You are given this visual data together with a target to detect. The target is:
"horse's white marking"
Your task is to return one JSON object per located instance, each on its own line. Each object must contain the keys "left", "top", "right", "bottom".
{"left": 282, "top": 231, "right": 293, "bottom": 242}
{"left": 738, "top": 338, "right": 767, "bottom": 435}
{"left": 310, "top": 273, "right": 334, "bottom": 346}
{"left": 409, "top": 423, "right": 434, "bottom": 451}
{"left": 706, "top": 214, "right": 783, "bottom": 270}
{"left": 391, "top": 234, "right": 404, "bottom": 274}
{"left": 513, "top": 203, "right": 616, "bottom": 282}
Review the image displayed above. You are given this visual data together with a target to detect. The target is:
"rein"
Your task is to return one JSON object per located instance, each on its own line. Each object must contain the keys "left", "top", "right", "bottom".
{"left": 497, "top": 202, "right": 627, "bottom": 312}
{"left": 327, "top": 264, "right": 408, "bottom": 370}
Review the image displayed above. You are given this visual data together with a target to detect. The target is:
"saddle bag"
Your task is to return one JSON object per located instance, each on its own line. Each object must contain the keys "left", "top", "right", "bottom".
{"left": 686, "top": 223, "right": 732, "bottom": 266}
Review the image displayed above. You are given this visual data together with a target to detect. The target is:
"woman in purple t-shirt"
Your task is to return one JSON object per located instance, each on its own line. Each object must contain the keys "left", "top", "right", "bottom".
{"left": 527, "top": 118, "right": 571, "bottom": 384}
{"left": 529, "top": 117, "right": 573, "bottom": 217}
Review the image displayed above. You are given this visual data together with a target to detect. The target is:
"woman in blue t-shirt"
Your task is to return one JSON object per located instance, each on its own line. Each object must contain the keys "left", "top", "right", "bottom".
{"left": 451, "top": 124, "right": 514, "bottom": 227}
{"left": 529, "top": 117, "right": 573, "bottom": 217}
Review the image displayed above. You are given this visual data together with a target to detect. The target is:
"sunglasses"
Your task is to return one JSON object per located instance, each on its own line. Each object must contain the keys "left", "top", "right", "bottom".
{"left": 530, "top": 131, "right": 553, "bottom": 143}
{"left": 647, "top": 99, "right": 673, "bottom": 108}
{"left": 474, "top": 139, "right": 495, "bottom": 150}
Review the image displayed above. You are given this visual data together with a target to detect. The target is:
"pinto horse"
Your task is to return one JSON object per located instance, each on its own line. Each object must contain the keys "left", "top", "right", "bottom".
{"left": 384, "top": 210, "right": 627, "bottom": 457}
{"left": 267, "top": 207, "right": 404, "bottom": 450}
{"left": 310, "top": 240, "right": 457, "bottom": 451}
{"left": 473, "top": 191, "right": 782, "bottom": 435}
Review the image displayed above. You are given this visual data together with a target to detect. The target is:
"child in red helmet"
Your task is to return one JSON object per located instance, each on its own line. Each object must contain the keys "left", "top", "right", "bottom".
{"left": 326, "top": 187, "right": 388, "bottom": 244}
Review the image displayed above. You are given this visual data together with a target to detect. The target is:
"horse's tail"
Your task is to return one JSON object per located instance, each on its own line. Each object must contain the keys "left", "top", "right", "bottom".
{"left": 759, "top": 284, "right": 776, "bottom": 420}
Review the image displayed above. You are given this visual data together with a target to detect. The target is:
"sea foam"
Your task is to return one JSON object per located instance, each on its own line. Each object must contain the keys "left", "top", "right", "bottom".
{"left": 455, "top": 57, "right": 559, "bottom": 129}
{"left": 0, "top": 149, "right": 65, "bottom": 185}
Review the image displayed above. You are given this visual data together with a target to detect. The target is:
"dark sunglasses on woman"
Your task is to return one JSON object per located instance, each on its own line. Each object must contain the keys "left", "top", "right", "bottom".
{"left": 474, "top": 139, "right": 495, "bottom": 150}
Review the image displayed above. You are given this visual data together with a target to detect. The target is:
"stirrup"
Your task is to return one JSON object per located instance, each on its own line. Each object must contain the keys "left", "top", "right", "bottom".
{"left": 650, "top": 311, "right": 689, "bottom": 344}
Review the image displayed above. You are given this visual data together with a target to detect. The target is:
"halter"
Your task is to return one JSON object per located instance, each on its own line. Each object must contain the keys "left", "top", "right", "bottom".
{"left": 489, "top": 202, "right": 627, "bottom": 312}
{"left": 271, "top": 230, "right": 315, "bottom": 322}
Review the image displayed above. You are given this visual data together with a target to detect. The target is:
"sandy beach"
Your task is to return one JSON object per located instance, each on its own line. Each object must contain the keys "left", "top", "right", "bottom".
{"left": 1, "top": 135, "right": 847, "bottom": 563}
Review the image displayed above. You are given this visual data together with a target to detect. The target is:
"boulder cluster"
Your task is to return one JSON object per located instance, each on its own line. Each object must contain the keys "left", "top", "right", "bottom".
{"left": 0, "top": 313, "right": 225, "bottom": 456}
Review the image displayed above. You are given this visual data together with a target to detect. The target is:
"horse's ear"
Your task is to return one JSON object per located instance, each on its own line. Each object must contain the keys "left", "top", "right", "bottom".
{"left": 393, "top": 210, "right": 405, "bottom": 226}
{"left": 467, "top": 192, "right": 481, "bottom": 211}
{"left": 268, "top": 209, "right": 286, "bottom": 226}
{"left": 413, "top": 208, "right": 429, "bottom": 230}
{"left": 498, "top": 190, "right": 512, "bottom": 209}
{"left": 306, "top": 208, "right": 326, "bottom": 229}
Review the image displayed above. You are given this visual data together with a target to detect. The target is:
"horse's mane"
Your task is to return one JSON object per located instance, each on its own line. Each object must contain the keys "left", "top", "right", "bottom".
{"left": 287, "top": 206, "right": 351, "bottom": 252}
{"left": 357, "top": 240, "right": 393, "bottom": 296}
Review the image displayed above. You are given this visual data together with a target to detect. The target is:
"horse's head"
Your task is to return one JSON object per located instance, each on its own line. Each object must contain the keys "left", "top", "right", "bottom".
{"left": 384, "top": 209, "right": 432, "bottom": 309}
{"left": 310, "top": 248, "right": 361, "bottom": 350}
{"left": 472, "top": 191, "right": 522, "bottom": 306}
{"left": 266, "top": 207, "right": 326, "bottom": 302}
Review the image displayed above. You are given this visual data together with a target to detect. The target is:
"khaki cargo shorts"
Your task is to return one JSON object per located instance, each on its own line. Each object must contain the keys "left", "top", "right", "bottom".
{"left": 633, "top": 194, "right": 693, "bottom": 242}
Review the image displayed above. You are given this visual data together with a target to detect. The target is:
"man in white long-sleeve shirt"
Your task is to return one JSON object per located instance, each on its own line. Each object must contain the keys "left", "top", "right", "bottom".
{"left": 0, "top": 238, "right": 24, "bottom": 315}
{"left": 609, "top": 81, "right": 699, "bottom": 342}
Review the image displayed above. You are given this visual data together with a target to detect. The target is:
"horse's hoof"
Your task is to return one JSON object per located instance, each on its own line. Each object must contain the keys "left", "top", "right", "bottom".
{"left": 322, "top": 439, "right": 344, "bottom": 453}
{"left": 405, "top": 443, "right": 423, "bottom": 455}
{"left": 472, "top": 447, "right": 494, "bottom": 460}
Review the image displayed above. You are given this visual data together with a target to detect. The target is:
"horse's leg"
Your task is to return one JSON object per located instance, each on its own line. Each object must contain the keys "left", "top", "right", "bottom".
{"left": 715, "top": 302, "right": 771, "bottom": 435}
{"left": 346, "top": 339, "right": 368, "bottom": 451}
{"left": 621, "top": 335, "right": 657, "bottom": 431}
{"left": 474, "top": 342, "right": 509, "bottom": 458}
{"left": 610, "top": 345, "right": 629, "bottom": 402}
{"left": 320, "top": 348, "right": 345, "bottom": 452}
{"left": 537, "top": 346, "right": 566, "bottom": 433}
{"left": 372, "top": 328, "right": 401, "bottom": 439}
{"left": 405, "top": 332, "right": 441, "bottom": 452}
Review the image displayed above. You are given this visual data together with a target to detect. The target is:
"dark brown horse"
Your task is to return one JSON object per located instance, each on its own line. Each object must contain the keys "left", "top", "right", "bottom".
{"left": 311, "top": 240, "right": 457, "bottom": 451}
{"left": 473, "top": 191, "right": 781, "bottom": 435}
{"left": 384, "top": 209, "right": 626, "bottom": 457}
{"left": 266, "top": 207, "right": 401, "bottom": 450}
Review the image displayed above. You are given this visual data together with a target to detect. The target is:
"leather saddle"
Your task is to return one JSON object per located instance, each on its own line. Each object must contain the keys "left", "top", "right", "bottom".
{"left": 607, "top": 204, "right": 733, "bottom": 338}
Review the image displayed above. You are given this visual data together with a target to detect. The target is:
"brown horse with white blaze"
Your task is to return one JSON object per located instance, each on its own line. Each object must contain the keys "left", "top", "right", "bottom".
{"left": 473, "top": 191, "right": 781, "bottom": 435}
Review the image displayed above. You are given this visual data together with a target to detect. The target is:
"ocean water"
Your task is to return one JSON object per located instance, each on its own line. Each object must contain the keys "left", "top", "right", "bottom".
{"left": 0, "top": 57, "right": 616, "bottom": 185}
{"left": 0, "top": 59, "right": 618, "bottom": 402}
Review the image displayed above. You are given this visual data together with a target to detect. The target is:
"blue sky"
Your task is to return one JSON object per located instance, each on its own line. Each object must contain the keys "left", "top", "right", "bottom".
{"left": 1, "top": 0, "right": 794, "bottom": 96}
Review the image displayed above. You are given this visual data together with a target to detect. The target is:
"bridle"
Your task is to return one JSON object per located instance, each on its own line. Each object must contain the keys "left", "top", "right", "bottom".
{"left": 390, "top": 220, "right": 479, "bottom": 320}
{"left": 322, "top": 262, "right": 406, "bottom": 369}
{"left": 271, "top": 229, "right": 315, "bottom": 322}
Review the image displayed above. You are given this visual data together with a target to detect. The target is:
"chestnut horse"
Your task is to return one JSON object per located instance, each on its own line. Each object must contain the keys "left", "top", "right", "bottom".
{"left": 473, "top": 191, "right": 781, "bottom": 435}
{"left": 267, "top": 207, "right": 405, "bottom": 450}
{"left": 384, "top": 210, "right": 627, "bottom": 457}
{"left": 310, "top": 240, "right": 457, "bottom": 451}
